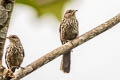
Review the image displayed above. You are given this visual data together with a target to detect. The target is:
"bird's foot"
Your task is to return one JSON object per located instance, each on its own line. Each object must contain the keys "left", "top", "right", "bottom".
{"left": 7, "top": 69, "right": 15, "bottom": 78}
{"left": 20, "top": 67, "right": 25, "bottom": 70}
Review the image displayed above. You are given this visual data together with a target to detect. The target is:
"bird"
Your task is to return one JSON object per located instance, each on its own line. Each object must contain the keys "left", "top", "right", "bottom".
{"left": 59, "top": 9, "right": 79, "bottom": 73}
{"left": 5, "top": 35, "right": 24, "bottom": 73}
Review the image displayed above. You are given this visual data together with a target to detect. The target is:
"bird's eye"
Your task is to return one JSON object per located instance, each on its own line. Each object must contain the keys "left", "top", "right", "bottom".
{"left": 68, "top": 11, "right": 72, "bottom": 13}
{"left": 66, "top": 10, "right": 73, "bottom": 14}
{"left": 11, "top": 36, "right": 17, "bottom": 38}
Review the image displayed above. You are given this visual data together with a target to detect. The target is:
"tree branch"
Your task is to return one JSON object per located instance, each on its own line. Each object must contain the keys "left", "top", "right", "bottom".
{"left": 0, "top": 0, "right": 14, "bottom": 79}
{"left": 11, "top": 13, "right": 120, "bottom": 80}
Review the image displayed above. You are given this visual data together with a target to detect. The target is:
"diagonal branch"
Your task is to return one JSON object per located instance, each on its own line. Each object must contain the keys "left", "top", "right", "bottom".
{"left": 0, "top": 0, "right": 14, "bottom": 79}
{"left": 11, "top": 13, "right": 120, "bottom": 80}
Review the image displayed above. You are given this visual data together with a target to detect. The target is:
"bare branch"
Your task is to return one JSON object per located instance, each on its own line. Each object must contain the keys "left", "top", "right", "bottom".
{"left": 11, "top": 13, "right": 120, "bottom": 80}
{"left": 0, "top": 0, "right": 14, "bottom": 79}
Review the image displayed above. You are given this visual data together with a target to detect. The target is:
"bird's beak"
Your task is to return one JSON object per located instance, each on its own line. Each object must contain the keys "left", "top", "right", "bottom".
{"left": 74, "top": 10, "right": 78, "bottom": 13}
{"left": 72, "top": 10, "right": 78, "bottom": 15}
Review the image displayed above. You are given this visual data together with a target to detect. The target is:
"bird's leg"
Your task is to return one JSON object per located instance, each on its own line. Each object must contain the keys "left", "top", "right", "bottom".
{"left": 66, "top": 40, "right": 74, "bottom": 46}
{"left": 65, "top": 40, "right": 73, "bottom": 52}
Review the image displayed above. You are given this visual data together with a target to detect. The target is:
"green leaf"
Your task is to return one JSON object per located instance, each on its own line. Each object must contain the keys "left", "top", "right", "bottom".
{"left": 15, "top": 0, "right": 70, "bottom": 20}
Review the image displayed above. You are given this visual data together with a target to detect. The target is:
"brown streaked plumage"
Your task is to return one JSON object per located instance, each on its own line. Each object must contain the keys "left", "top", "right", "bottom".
{"left": 5, "top": 35, "right": 24, "bottom": 73}
{"left": 59, "top": 9, "right": 79, "bottom": 73}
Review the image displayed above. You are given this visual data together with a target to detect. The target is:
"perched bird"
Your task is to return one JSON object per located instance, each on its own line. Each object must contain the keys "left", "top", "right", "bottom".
{"left": 59, "top": 9, "right": 79, "bottom": 73}
{"left": 5, "top": 35, "right": 24, "bottom": 73}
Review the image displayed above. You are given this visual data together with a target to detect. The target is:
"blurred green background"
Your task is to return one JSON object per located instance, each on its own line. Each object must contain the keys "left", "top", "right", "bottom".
{"left": 16, "top": 0, "right": 71, "bottom": 20}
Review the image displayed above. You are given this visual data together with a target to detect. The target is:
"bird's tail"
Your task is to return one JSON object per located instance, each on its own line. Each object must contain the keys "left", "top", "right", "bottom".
{"left": 60, "top": 51, "right": 71, "bottom": 73}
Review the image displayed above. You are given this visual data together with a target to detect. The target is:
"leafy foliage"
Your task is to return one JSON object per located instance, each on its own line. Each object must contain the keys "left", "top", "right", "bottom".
{"left": 16, "top": 0, "right": 70, "bottom": 20}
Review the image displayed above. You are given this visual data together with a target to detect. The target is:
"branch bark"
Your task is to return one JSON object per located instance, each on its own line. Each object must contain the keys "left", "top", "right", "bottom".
{"left": 0, "top": 0, "right": 14, "bottom": 79}
{"left": 11, "top": 13, "right": 120, "bottom": 80}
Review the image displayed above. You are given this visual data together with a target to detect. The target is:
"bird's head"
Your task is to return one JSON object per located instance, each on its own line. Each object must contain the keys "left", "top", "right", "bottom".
{"left": 7, "top": 35, "right": 20, "bottom": 43}
{"left": 64, "top": 9, "right": 78, "bottom": 18}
